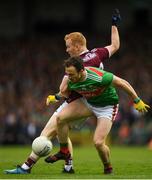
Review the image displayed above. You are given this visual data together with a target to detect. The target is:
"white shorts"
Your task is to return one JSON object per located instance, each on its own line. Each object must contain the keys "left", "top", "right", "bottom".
{"left": 54, "top": 101, "right": 68, "bottom": 115}
{"left": 53, "top": 98, "right": 119, "bottom": 121}
{"left": 81, "top": 98, "right": 119, "bottom": 121}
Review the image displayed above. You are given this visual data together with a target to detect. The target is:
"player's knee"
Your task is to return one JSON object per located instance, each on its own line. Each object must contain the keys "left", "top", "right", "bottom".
{"left": 94, "top": 139, "right": 105, "bottom": 149}
{"left": 56, "top": 114, "right": 65, "bottom": 126}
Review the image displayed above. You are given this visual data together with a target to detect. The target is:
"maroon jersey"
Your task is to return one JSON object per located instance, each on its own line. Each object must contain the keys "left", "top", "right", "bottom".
{"left": 80, "top": 48, "right": 109, "bottom": 67}
{"left": 66, "top": 47, "right": 109, "bottom": 103}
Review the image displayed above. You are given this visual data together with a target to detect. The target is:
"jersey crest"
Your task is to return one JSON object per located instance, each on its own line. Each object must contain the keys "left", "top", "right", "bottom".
{"left": 83, "top": 53, "right": 96, "bottom": 62}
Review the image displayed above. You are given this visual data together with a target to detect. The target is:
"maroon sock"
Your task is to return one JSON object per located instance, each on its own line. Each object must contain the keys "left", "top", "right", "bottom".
{"left": 60, "top": 143, "right": 69, "bottom": 154}
{"left": 65, "top": 157, "right": 72, "bottom": 165}
{"left": 25, "top": 157, "right": 36, "bottom": 168}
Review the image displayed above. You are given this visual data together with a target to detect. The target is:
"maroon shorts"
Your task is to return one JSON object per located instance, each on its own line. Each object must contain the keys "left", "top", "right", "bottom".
{"left": 66, "top": 91, "right": 82, "bottom": 103}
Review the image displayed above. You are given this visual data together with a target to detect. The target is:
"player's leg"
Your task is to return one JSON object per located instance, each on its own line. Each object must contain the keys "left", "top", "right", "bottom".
{"left": 41, "top": 102, "right": 73, "bottom": 156}
{"left": 20, "top": 113, "right": 58, "bottom": 171}
{"left": 41, "top": 110, "right": 74, "bottom": 173}
{"left": 4, "top": 101, "right": 74, "bottom": 174}
{"left": 93, "top": 117, "right": 113, "bottom": 174}
{"left": 45, "top": 98, "right": 93, "bottom": 163}
{"left": 93, "top": 104, "right": 119, "bottom": 174}
{"left": 4, "top": 113, "right": 58, "bottom": 174}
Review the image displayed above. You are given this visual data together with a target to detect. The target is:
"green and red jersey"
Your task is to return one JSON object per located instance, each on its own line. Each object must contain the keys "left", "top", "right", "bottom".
{"left": 68, "top": 67, "right": 119, "bottom": 107}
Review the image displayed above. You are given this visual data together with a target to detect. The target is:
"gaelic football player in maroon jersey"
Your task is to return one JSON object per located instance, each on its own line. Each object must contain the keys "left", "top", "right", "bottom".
{"left": 5, "top": 9, "right": 121, "bottom": 174}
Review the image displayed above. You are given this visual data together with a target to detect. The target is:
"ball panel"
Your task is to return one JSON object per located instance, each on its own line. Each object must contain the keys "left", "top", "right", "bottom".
{"left": 32, "top": 136, "right": 53, "bottom": 157}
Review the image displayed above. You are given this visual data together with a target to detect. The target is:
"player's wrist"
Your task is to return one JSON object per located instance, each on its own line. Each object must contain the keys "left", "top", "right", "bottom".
{"left": 112, "top": 18, "right": 118, "bottom": 26}
{"left": 55, "top": 93, "right": 62, "bottom": 100}
{"left": 134, "top": 97, "right": 141, "bottom": 104}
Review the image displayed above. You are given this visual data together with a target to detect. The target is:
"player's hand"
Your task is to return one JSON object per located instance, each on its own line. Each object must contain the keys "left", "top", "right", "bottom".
{"left": 112, "top": 8, "right": 121, "bottom": 26}
{"left": 133, "top": 98, "right": 150, "bottom": 113}
{"left": 46, "top": 95, "right": 58, "bottom": 106}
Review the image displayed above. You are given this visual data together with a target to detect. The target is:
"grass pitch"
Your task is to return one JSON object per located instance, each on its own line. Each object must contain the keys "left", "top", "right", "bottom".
{"left": 0, "top": 145, "right": 152, "bottom": 179}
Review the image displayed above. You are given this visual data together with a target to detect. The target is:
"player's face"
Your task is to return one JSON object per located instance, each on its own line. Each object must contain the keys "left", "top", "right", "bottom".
{"left": 65, "top": 66, "right": 83, "bottom": 83}
{"left": 65, "top": 39, "right": 80, "bottom": 57}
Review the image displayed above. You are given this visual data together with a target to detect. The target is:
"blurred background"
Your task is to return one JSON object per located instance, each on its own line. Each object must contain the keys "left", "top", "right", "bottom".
{"left": 0, "top": 0, "right": 152, "bottom": 147}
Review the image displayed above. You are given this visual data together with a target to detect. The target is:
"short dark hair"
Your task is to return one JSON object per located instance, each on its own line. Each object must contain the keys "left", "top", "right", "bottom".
{"left": 64, "top": 57, "right": 84, "bottom": 72}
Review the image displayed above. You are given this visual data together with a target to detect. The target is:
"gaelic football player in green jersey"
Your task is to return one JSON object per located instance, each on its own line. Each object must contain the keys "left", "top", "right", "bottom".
{"left": 45, "top": 57, "right": 150, "bottom": 174}
{"left": 5, "top": 9, "right": 121, "bottom": 175}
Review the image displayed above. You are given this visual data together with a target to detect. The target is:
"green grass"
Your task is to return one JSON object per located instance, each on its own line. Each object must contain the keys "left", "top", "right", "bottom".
{"left": 0, "top": 145, "right": 152, "bottom": 179}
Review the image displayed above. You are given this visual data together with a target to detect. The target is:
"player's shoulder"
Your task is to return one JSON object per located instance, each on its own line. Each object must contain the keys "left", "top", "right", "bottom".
{"left": 86, "top": 66, "right": 104, "bottom": 75}
{"left": 81, "top": 50, "right": 96, "bottom": 62}
{"left": 90, "top": 48, "right": 98, "bottom": 53}
{"left": 90, "top": 47, "right": 107, "bottom": 53}
{"left": 81, "top": 47, "right": 104, "bottom": 58}
{"left": 81, "top": 47, "right": 108, "bottom": 63}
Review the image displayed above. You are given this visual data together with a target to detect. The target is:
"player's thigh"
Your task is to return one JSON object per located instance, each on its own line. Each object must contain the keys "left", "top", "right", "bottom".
{"left": 93, "top": 117, "right": 112, "bottom": 144}
{"left": 57, "top": 98, "right": 93, "bottom": 123}
{"left": 40, "top": 101, "right": 68, "bottom": 138}
{"left": 40, "top": 113, "right": 57, "bottom": 138}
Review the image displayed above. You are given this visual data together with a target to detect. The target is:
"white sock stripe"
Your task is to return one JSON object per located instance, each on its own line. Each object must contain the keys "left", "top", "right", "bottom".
{"left": 21, "top": 163, "right": 30, "bottom": 170}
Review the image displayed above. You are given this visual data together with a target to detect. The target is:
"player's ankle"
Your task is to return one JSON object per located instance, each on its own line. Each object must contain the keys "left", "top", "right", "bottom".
{"left": 64, "top": 164, "right": 73, "bottom": 171}
{"left": 65, "top": 158, "right": 73, "bottom": 165}
{"left": 21, "top": 163, "right": 31, "bottom": 170}
{"left": 63, "top": 165, "right": 75, "bottom": 173}
{"left": 104, "top": 166, "right": 113, "bottom": 174}
{"left": 21, "top": 157, "right": 36, "bottom": 170}
{"left": 103, "top": 161, "right": 112, "bottom": 169}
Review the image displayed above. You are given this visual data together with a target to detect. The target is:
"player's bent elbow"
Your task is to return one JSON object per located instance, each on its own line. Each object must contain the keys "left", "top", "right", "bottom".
{"left": 107, "top": 44, "right": 120, "bottom": 56}
{"left": 113, "top": 43, "right": 120, "bottom": 53}
{"left": 60, "top": 89, "right": 68, "bottom": 98}
{"left": 59, "top": 85, "right": 69, "bottom": 98}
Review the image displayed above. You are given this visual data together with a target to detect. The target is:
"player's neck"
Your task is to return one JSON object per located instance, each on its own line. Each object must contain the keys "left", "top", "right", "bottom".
{"left": 79, "top": 47, "right": 88, "bottom": 55}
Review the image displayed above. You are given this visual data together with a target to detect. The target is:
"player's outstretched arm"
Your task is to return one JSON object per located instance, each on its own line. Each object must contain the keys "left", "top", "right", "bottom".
{"left": 105, "top": 9, "right": 121, "bottom": 56}
{"left": 112, "top": 75, "right": 150, "bottom": 113}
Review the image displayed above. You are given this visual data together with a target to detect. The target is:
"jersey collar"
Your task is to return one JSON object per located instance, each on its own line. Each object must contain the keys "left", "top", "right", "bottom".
{"left": 79, "top": 49, "right": 89, "bottom": 56}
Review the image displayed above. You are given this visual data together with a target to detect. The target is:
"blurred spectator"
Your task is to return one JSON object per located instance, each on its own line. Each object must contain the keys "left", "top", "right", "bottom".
{"left": 118, "top": 120, "right": 130, "bottom": 144}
